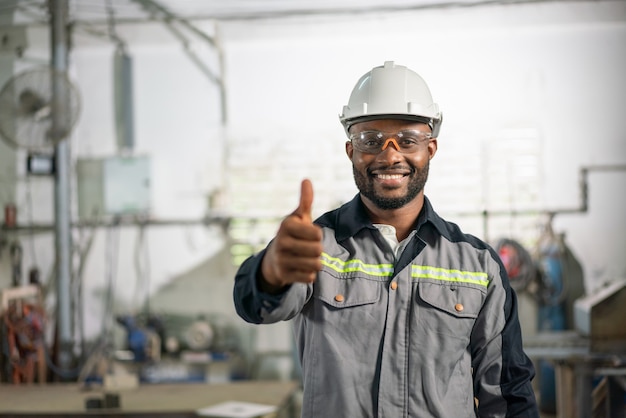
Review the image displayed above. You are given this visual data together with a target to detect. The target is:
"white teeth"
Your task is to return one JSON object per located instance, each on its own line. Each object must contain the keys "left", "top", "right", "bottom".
{"left": 377, "top": 174, "right": 403, "bottom": 179}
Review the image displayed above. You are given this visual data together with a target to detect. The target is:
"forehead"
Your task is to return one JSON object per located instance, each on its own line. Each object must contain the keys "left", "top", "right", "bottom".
{"left": 350, "top": 119, "right": 431, "bottom": 133}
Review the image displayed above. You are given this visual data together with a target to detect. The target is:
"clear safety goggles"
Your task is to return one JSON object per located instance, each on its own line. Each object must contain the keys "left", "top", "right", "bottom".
{"left": 349, "top": 130, "right": 432, "bottom": 154}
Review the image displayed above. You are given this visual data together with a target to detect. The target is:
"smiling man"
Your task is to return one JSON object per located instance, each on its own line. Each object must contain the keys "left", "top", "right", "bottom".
{"left": 233, "top": 61, "right": 539, "bottom": 418}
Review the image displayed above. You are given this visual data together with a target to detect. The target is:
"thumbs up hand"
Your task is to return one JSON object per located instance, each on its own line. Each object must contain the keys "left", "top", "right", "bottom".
{"left": 259, "top": 179, "right": 323, "bottom": 293}
{"left": 294, "top": 177, "right": 314, "bottom": 224}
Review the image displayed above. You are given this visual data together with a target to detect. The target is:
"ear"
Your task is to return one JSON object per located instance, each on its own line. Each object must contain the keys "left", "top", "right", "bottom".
{"left": 346, "top": 141, "right": 354, "bottom": 160}
{"left": 428, "top": 138, "right": 438, "bottom": 160}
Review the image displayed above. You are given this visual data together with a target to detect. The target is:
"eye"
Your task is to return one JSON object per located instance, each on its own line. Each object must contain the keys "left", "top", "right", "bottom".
{"left": 398, "top": 131, "right": 429, "bottom": 144}
{"left": 398, "top": 138, "right": 419, "bottom": 147}
{"left": 363, "top": 138, "right": 381, "bottom": 147}
{"left": 360, "top": 132, "right": 384, "bottom": 147}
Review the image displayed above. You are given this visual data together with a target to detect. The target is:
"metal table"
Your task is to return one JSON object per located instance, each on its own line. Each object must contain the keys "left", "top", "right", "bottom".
{"left": 524, "top": 330, "right": 626, "bottom": 418}
{"left": 0, "top": 380, "right": 300, "bottom": 417}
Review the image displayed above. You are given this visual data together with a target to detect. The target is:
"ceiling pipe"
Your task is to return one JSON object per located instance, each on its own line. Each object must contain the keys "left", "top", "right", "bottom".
{"left": 446, "top": 164, "right": 626, "bottom": 241}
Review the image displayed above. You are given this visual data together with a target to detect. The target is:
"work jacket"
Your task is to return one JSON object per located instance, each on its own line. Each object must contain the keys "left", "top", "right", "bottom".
{"left": 234, "top": 195, "right": 539, "bottom": 418}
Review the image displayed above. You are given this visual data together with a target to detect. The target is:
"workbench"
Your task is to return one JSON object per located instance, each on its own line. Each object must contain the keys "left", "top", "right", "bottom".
{"left": 0, "top": 380, "right": 300, "bottom": 417}
{"left": 524, "top": 330, "right": 626, "bottom": 418}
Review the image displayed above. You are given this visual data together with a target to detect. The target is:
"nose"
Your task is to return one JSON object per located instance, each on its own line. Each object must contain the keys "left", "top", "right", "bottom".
{"left": 377, "top": 138, "right": 403, "bottom": 164}
{"left": 381, "top": 137, "right": 401, "bottom": 152}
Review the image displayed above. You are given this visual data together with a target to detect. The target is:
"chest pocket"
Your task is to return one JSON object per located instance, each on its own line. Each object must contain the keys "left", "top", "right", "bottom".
{"left": 314, "top": 270, "right": 382, "bottom": 309}
{"left": 419, "top": 282, "right": 486, "bottom": 318}
{"left": 416, "top": 282, "right": 486, "bottom": 342}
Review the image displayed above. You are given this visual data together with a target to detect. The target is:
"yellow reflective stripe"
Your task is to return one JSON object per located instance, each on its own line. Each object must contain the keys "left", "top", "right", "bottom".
{"left": 412, "top": 265, "right": 489, "bottom": 287}
{"left": 321, "top": 252, "right": 394, "bottom": 277}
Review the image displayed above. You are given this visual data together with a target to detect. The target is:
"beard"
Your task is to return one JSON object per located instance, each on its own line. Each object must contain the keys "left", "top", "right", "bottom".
{"left": 353, "top": 161, "right": 430, "bottom": 210}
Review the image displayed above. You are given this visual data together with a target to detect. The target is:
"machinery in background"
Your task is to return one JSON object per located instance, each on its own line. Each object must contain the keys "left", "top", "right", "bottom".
{"left": 533, "top": 224, "right": 566, "bottom": 413}
{"left": 571, "top": 281, "right": 626, "bottom": 418}
{"left": 574, "top": 280, "right": 626, "bottom": 352}
{"left": 496, "top": 237, "right": 536, "bottom": 295}
{"left": 180, "top": 316, "right": 215, "bottom": 353}
{"left": 115, "top": 314, "right": 163, "bottom": 363}
{"left": 110, "top": 312, "right": 242, "bottom": 385}
{"left": 523, "top": 280, "right": 626, "bottom": 418}
{"left": 115, "top": 313, "right": 217, "bottom": 363}
{"left": 496, "top": 215, "right": 584, "bottom": 413}
{"left": 0, "top": 285, "right": 46, "bottom": 384}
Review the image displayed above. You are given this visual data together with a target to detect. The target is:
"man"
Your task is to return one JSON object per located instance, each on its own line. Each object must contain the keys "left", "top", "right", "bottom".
{"left": 233, "top": 61, "right": 539, "bottom": 417}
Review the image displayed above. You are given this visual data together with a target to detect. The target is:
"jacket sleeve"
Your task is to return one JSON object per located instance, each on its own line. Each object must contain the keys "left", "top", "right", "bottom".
{"left": 471, "top": 251, "right": 539, "bottom": 418}
{"left": 233, "top": 249, "right": 311, "bottom": 324}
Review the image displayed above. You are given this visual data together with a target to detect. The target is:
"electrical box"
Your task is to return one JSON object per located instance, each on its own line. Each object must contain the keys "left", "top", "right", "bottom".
{"left": 76, "top": 156, "right": 150, "bottom": 220}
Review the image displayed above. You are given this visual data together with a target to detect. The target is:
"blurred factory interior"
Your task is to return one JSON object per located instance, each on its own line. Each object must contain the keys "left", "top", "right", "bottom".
{"left": 0, "top": 0, "right": 625, "bottom": 417}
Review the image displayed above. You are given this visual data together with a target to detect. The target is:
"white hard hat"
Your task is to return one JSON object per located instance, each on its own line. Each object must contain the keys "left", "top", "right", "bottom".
{"left": 339, "top": 61, "right": 442, "bottom": 137}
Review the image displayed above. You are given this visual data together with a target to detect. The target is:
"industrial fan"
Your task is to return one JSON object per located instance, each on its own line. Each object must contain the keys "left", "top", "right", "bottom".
{"left": 0, "top": 67, "right": 81, "bottom": 151}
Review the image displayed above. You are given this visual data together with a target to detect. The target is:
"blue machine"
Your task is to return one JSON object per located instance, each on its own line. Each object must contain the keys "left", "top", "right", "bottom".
{"left": 116, "top": 315, "right": 164, "bottom": 363}
{"left": 116, "top": 315, "right": 150, "bottom": 362}
{"left": 536, "top": 230, "right": 567, "bottom": 413}
{"left": 497, "top": 222, "right": 568, "bottom": 414}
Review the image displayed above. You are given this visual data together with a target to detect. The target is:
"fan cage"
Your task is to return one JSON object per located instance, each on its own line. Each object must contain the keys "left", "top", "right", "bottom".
{"left": 0, "top": 67, "right": 81, "bottom": 151}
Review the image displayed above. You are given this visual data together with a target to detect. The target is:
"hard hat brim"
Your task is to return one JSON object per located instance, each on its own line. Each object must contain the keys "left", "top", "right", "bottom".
{"left": 341, "top": 114, "right": 441, "bottom": 137}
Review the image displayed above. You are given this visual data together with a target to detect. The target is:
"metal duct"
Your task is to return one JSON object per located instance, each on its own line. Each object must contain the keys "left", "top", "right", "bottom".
{"left": 114, "top": 46, "right": 135, "bottom": 152}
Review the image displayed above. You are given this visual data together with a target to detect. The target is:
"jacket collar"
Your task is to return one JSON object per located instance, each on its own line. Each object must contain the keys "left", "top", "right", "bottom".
{"left": 319, "top": 194, "right": 449, "bottom": 243}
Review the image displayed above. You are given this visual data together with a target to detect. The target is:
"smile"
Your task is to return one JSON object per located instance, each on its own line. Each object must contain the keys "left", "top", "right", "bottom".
{"left": 376, "top": 174, "right": 405, "bottom": 180}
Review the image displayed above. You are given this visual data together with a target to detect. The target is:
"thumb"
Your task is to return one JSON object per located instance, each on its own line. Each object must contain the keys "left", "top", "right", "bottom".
{"left": 294, "top": 179, "right": 314, "bottom": 223}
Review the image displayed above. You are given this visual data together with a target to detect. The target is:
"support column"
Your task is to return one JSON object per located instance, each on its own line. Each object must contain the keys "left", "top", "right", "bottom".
{"left": 50, "top": 0, "right": 74, "bottom": 373}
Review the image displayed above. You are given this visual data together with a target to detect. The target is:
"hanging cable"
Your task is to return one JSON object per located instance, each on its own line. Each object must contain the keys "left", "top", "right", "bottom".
{"left": 105, "top": 0, "right": 126, "bottom": 50}
{"left": 102, "top": 217, "right": 121, "bottom": 342}
{"left": 23, "top": 176, "right": 39, "bottom": 270}
{"left": 133, "top": 220, "right": 150, "bottom": 312}
{"left": 73, "top": 220, "right": 97, "bottom": 361}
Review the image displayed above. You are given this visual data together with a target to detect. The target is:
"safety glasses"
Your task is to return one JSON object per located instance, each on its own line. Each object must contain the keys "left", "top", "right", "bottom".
{"left": 349, "top": 130, "right": 432, "bottom": 154}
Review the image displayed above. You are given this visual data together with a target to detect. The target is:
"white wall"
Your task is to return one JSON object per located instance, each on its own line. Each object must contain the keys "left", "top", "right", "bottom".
{"left": 0, "top": 1, "right": 624, "bottom": 353}
{"left": 220, "top": 0, "right": 626, "bottom": 291}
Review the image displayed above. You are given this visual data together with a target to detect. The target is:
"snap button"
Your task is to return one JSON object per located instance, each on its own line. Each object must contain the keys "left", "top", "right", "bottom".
{"left": 335, "top": 294, "right": 345, "bottom": 303}
{"left": 390, "top": 282, "right": 398, "bottom": 291}
{"left": 455, "top": 303, "right": 464, "bottom": 312}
